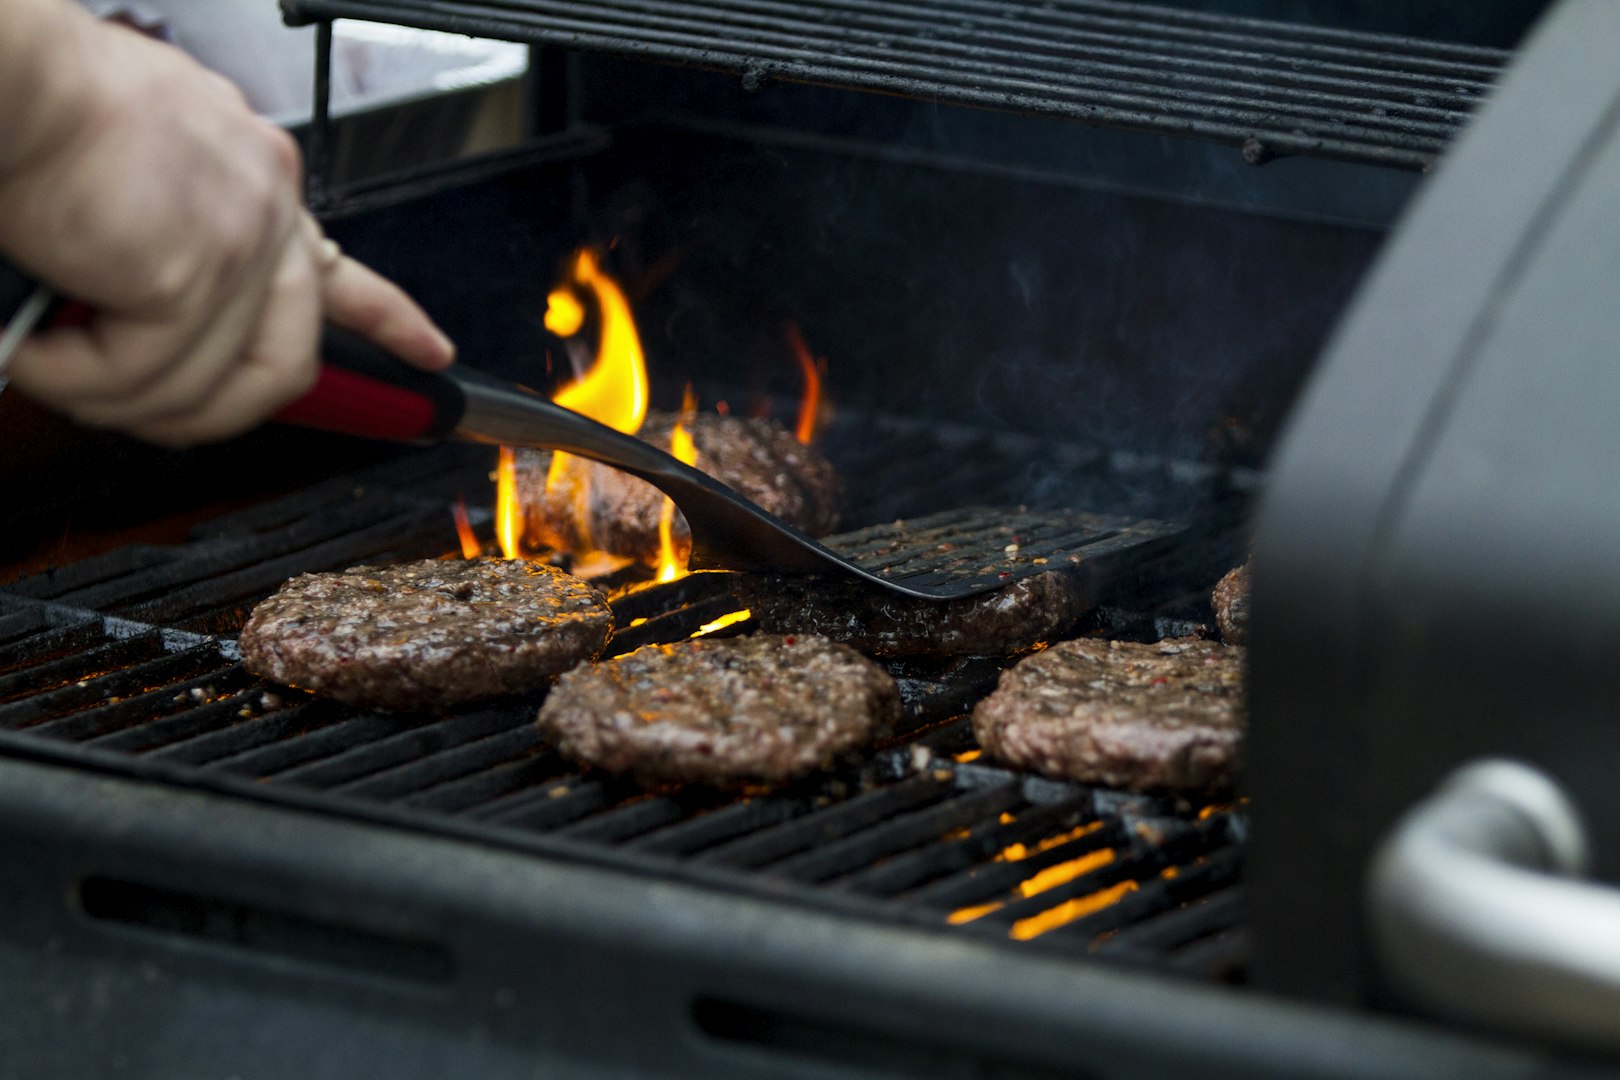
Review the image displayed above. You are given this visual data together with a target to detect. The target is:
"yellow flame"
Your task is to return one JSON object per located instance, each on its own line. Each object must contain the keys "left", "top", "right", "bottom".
{"left": 550, "top": 249, "right": 648, "bottom": 433}
{"left": 495, "top": 447, "right": 522, "bottom": 559}
{"left": 655, "top": 385, "right": 699, "bottom": 583}
{"left": 544, "top": 288, "right": 585, "bottom": 337}
{"left": 537, "top": 248, "right": 653, "bottom": 560}
{"left": 692, "top": 610, "right": 752, "bottom": 637}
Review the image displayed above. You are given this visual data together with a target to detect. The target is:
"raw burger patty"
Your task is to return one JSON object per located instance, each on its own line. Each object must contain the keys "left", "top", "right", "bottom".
{"left": 515, "top": 412, "right": 840, "bottom": 565}
{"left": 972, "top": 637, "right": 1244, "bottom": 794}
{"left": 537, "top": 634, "right": 899, "bottom": 787}
{"left": 240, "top": 558, "right": 612, "bottom": 711}
{"left": 734, "top": 570, "right": 1090, "bottom": 657}
{"left": 1211, "top": 562, "right": 1250, "bottom": 645}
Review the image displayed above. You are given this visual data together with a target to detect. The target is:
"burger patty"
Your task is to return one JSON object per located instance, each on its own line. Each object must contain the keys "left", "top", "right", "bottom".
{"left": 536, "top": 634, "right": 899, "bottom": 787}
{"left": 732, "top": 569, "right": 1091, "bottom": 657}
{"left": 240, "top": 558, "right": 612, "bottom": 711}
{"left": 1211, "top": 562, "right": 1250, "bottom": 645}
{"left": 515, "top": 412, "right": 841, "bottom": 565}
{"left": 972, "top": 637, "right": 1244, "bottom": 794}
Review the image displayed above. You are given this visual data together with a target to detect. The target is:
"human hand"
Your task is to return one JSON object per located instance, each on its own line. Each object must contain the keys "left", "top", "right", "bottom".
{"left": 0, "top": 1, "right": 454, "bottom": 446}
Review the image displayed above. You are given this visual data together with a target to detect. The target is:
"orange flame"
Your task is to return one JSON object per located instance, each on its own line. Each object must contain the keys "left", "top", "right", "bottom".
{"left": 544, "top": 248, "right": 651, "bottom": 557}
{"left": 491, "top": 248, "right": 651, "bottom": 565}
{"left": 495, "top": 447, "right": 522, "bottom": 559}
{"left": 784, "top": 322, "right": 825, "bottom": 444}
{"left": 452, "top": 498, "right": 482, "bottom": 559}
{"left": 656, "top": 385, "right": 699, "bottom": 583}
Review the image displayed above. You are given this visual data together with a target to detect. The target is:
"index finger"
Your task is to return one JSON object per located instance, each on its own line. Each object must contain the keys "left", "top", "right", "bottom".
{"left": 321, "top": 253, "right": 455, "bottom": 372}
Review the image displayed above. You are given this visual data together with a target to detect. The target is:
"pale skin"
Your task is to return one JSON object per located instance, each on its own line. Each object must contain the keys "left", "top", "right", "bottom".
{"left": 0, "top": 0, "right": 455, "bottom": 446}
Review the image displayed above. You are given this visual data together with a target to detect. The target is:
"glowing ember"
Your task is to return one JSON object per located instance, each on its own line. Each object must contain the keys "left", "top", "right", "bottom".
{"left": 946, "top": 842, "right": 1114, "bottom": 927}
{"left": 655, "top": 386, "right": 699, "bottom": 583}
{"left": 692, "top": 609, "right": 753, "bottom": 638}
{"left": 452, "top": 499, "right": 482, "bottom": 559}
{"left": 1009, "top": 879, "right": 1139, "bottom": 941}
{"left": 783, "top": 322, "right": 826, "bottom": 445}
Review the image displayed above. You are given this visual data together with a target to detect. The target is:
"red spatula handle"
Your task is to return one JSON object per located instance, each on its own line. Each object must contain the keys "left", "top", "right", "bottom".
{"left": 1, "top": 255, "right": 465, "bottom": 442}
{"left": 274, "top": 323, "right": 466, "bottom": 442}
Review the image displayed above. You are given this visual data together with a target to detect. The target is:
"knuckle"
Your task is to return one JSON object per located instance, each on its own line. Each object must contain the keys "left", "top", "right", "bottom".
{"left": 260, "top": 123, "right": 304, "bottom": 184}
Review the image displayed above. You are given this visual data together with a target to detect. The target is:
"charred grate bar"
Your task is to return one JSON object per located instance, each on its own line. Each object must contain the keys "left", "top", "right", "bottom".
{"left": 281, "top": 0, "right": 1508, "bottom": 168}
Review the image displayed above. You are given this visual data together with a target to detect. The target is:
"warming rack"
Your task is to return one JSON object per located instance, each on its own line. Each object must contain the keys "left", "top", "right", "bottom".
{"left": 279, "top": 0, "right": 1509, "bottom": 169}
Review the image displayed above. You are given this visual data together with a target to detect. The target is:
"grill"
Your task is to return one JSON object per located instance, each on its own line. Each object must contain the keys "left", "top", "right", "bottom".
{"left": 8, "top": 0, "right": 1618, "bottom": 1076}
{"left": 0, "top": 414, "right": 1250, "bottom": 978}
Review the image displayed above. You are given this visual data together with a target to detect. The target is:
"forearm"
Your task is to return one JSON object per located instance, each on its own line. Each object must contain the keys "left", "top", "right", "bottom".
{"left": 0, "top": 0, "right": 100, "bottom": 179}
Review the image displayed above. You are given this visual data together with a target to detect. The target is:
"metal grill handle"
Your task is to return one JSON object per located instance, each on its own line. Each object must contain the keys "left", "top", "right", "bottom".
{"left": 1366, "top": 758, "right": 1620, "bottom": 1051}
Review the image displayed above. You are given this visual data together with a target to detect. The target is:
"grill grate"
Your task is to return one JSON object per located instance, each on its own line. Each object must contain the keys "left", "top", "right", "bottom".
{"left": 282, "top": 0, "right": 1508, "bottom": 169}
{"left": 0, "top": 424, "right": 1250, "bottom": 980}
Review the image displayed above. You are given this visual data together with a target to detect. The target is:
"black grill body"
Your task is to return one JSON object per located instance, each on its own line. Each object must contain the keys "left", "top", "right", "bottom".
{"left": 1250, "top": 0, "right": 1620, "bottom": 1009}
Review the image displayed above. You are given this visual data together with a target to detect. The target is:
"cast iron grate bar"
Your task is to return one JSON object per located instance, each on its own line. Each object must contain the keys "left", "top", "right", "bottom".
{"left": 476, "top": 776, "right": 618, "bottom": 830}
{"left": 0, "top": 633, "right": 185, "bottom": 714}
{"left": 1041, "top": 845, "right": 1243, "bottom": 950}
{"left": 556, "top": 788, "right": 739, "bottom": 843}
{"left": 1090, "top": 877, "right": 1244, "bottom": 958}
{"left": 765, "top": 779, "right": 1024, "bottom": 883}
{"left": 835, "top": 793, "right": 1096, "bottom": 897}
{"left": 282, "top": 0, "right": 1507, "bottom": 167}
{"left": 21, "top": 657, "right": 252, "bottom": 743}
{"left": 695, "top": 772, "right": 955, "bottom": 869}
{"left": 329, "top": 722, "right": 545, "bottom": 802}
{"left": 623, "top": 792, "right": 818, "bottom": 856}
{"left": 264, "top": 707, "right": 525, "bottom": 789}
{"left": 150, "top": 700, "right": 355, "bottom": 767}
{"left": 86, "top": 683, "right": 279, "bottom": 755}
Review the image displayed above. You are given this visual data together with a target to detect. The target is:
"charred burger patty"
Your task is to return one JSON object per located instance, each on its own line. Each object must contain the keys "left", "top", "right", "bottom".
{"left": 240, "top": 558, "right": 612, "bottom": 711}
{"left": 515, "top": 412, "right": 840, "bottom": 565}
{"left": 536, "top": 633, "right": 899, "bottom": 787}
{"left": 972, "top": 636, "right": 1244, "bottom": 795}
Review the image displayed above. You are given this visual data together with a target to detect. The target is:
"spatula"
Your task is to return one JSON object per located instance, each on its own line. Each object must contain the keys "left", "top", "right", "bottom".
{"left": 0, "top": 265, "right": 1173, "bottom": 600}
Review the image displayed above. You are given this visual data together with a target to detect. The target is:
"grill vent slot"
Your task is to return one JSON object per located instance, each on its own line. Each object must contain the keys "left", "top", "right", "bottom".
{"left": 692, "top": 997, "right": 1095, "bottom": 1080}
{"left": 76, "top": 876, "right": 456, "bottom": 986}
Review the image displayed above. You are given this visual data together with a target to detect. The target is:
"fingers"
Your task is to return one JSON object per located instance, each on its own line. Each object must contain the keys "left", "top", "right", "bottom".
{"left": 11, "top": 215, "right": 321, "bottom": 447}
{"left": 129, "top": 227, "right": 324, "bottom": 446}
{"left": 321, "top": 248, "right": 456, "bottom": 372}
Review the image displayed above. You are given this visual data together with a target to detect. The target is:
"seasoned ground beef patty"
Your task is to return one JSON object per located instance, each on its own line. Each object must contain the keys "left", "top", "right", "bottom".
{"left": 972, "top": 637, "right": 1245, "bottom": 794}
{"left": 515, "top": 412, "right": 841, "bottom": 566}
{"left": 537, "top": 634, "right": 899, "bottom": 787}
{"left": 733, "top": 569, "right": 1090, "bottom": 657}
{"left": 240, "top": 559, "right": 612, "bottom": 711}
{"left": 1211, "top": 562, "right": 1251, "bottom": 645}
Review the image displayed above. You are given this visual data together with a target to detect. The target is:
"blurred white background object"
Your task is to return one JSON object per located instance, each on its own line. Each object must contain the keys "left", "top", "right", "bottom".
{"left": 80, "top": 2, "right": 527, "bottom": 125}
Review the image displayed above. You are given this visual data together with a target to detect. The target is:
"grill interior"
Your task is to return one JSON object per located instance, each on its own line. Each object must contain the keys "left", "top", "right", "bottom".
{"left": 1, "top": 408, "right": 1251, "bottom": 981}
